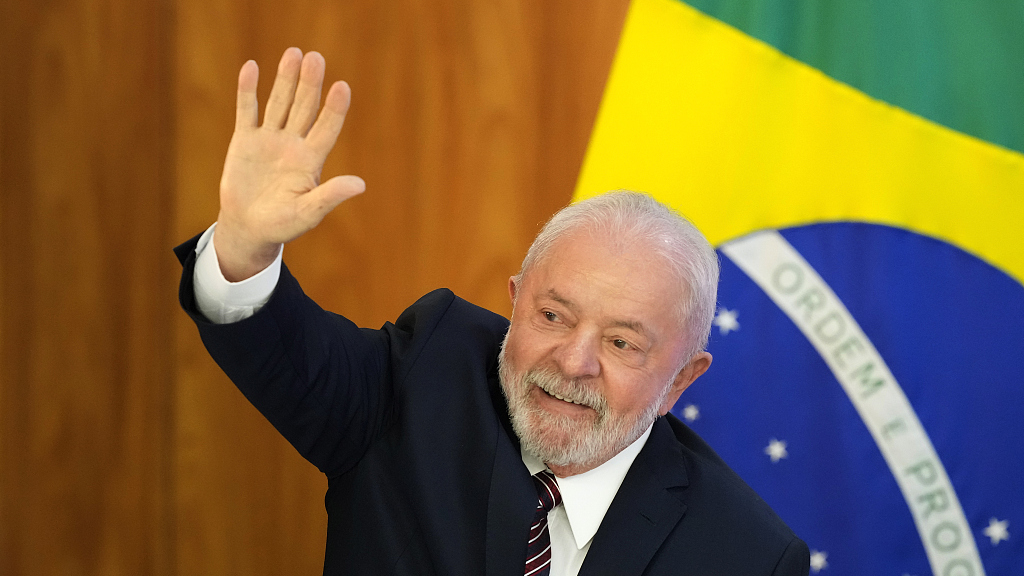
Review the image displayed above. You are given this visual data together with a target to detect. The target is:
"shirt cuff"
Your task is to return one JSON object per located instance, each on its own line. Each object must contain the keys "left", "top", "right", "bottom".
{"left": 192, "top": 223, "right": 283, "bottom": 324}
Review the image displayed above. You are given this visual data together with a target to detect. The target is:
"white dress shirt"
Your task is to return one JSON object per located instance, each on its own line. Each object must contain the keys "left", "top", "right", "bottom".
{"left": 521, "top": 429, "right": 652, "bottom": 576}
{"left": 191, "top": 224, "right": 654, "bottom": 576}
{"left": 191, "top": 225, "right": 281, "bottom": 323}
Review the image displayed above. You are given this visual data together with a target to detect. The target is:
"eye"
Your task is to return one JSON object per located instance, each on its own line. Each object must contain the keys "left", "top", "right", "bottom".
{"left": 612, "top": 339, "right": 631, "bottom": 350}
{"left": 543, "top": 311, "right": 559, "bottom": 322}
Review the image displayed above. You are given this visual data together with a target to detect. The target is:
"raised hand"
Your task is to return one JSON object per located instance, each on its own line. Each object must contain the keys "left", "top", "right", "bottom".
{"left": 214, "top": 48, "right": 365, "bottom": 281}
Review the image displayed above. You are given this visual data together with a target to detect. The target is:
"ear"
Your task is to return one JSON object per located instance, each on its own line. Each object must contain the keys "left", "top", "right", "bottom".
{"left": 658, "top": 351, "right": 712, "bottom": 415}
{"left": 508, "top": 276, "right": 518, "bottom": 307}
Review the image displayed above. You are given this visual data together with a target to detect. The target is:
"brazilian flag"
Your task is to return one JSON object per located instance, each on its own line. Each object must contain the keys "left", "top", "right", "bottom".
{"left": 574, "top": 1, "right": 1024, "bottom": 574}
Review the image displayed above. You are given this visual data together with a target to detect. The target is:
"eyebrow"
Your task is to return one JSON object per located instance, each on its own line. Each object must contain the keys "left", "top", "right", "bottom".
{"left": 544, "top": 289, "right": 652, "bottom": 339}
{"left": 611, "top": 319, "right": 650, "bottom": 338}
{"left": 546, "top": 289, "right": 579, "bottom": 313}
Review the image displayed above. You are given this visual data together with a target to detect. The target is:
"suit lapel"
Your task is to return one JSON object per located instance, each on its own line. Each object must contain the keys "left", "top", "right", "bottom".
{"left": 484, "top": 373, "right": 537, "bottom": 576}
{"left": 578, "top": 418, "right": 690, "bottom": 576}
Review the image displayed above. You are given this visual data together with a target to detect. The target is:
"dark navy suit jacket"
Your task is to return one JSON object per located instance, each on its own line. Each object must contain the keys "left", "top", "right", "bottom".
{"left": 176, "top": 236, "right": 809, "bottom": 575}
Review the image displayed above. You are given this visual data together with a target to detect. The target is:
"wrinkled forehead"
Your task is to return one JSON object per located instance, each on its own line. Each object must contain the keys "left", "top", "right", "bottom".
{"left": 536, "top": 225, "right": 685, "bottom": 277}
{"left": 526, "top": 228, "right": 692, "bottom": 323}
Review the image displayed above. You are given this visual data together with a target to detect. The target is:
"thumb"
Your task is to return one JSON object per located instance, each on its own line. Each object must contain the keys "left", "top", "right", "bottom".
{"left": 297, "top": 175, "right": 366, "bottom": 228}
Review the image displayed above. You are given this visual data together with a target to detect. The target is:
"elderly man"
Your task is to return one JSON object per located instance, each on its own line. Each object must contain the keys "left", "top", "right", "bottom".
{"left": 177, "top": 48, "right": 809, "bottom": 575}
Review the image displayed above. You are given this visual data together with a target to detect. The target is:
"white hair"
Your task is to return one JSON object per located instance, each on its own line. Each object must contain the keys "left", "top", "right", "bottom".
{"left": 514, "top": 190, "right": 720, "bottom": 362}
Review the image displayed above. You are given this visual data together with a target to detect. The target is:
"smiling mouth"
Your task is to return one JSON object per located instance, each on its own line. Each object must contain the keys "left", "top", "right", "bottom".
{"left": 535, "top": 382, "right": 587, "bottom": 406}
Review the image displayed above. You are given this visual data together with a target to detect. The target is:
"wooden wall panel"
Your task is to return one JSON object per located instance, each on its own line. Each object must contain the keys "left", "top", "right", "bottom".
{"left": 174, "top": 1, "right": 629, "bottom": 572}
{"left": 2, "top": 0, "right": 629, "bottom": 573}
{"left": 173, "top": 0, "right": 629, "bottom": 573}
{"left": 0, "top": 0, "right": 175, "bottom": 575}
{"left": 172, "top": 2, "right": 334, "bottom": 576}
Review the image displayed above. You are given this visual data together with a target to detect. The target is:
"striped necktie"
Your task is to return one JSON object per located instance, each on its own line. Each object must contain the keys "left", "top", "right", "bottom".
{"left": 525, "top": 470, "right": 562, "bottom": 576}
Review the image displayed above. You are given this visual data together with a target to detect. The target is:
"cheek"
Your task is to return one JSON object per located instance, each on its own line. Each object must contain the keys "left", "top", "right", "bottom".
{"left": 602, "top": 374, "right": 662, "bottom": 416}
{"left": 504, "top": 323, "right": 547, "bottom": 366}
{"left": 502, "top": 325, "right": 525, "bottom": 361}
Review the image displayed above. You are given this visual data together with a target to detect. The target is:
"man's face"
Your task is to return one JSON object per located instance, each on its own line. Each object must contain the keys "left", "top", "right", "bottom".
{"left": 499, "top": 229, "right": 710, "bottom": 474}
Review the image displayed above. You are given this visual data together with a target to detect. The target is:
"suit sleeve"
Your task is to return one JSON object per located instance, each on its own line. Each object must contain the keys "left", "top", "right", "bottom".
{"left": 770, "top": 536, "right": 811, "bottom": 576}
{"left": 175, "top": 234, "right": 413, "bottom": 478}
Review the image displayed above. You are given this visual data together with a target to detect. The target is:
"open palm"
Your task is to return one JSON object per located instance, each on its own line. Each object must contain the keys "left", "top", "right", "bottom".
{"left": 215, "top": 48, "right": 364, "bottom": 281}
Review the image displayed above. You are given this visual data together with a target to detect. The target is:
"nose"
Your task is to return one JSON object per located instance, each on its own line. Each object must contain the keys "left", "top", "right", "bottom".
{"left": 554, "top": 330, "right": 601, "bottom": 380}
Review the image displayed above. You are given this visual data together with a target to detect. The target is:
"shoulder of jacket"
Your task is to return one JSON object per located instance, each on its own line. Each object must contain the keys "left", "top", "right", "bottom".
{"left": 403, "top": 288, "right": 509, "bottom": 332}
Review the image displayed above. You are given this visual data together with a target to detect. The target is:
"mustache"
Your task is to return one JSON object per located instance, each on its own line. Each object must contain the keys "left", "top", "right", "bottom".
{"left": 524, "top": 368, "right": 606, "bottom": 412}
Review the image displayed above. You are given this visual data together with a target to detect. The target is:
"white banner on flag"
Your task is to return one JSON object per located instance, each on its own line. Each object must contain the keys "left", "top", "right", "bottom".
{"left": 723, "top": 229, "right": 984, "bottom": 576}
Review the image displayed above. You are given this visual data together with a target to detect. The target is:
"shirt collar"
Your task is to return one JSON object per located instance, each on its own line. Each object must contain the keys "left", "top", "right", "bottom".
{"left": 521, "top": 425, "right": 653, "bottom": 549}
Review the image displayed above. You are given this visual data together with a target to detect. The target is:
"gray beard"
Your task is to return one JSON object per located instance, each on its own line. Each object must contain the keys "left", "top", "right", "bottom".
{"left": 496, "top": 338, "right": 667, "bottom": 469}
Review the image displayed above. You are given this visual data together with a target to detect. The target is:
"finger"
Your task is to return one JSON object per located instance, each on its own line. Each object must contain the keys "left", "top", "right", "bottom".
{"left": 284, "top": 51, "right": 326, "bottom": 136}
{"left": 296, "top": 174, "right": 366, "bottom": 228}
{"left": 306, "top": 81, "right": 352, "bottom": 156}
{"left": 235, "top": 60, "right": 259, "bottom": 130}
{"left": 262, "top": 47, "right": 303, "bottom": 129}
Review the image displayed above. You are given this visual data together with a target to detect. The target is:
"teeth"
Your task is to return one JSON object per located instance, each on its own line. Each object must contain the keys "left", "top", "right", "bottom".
{"left": 548, "top": 389, "right": 582, "bottom": 405}
{"left": 530, "top": 378, "right": 587, "bottom": 406}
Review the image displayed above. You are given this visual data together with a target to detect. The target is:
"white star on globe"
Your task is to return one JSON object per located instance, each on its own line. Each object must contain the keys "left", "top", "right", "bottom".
{"left": 809, "top": 550, "right": 828, "bottom": 572}
{"left": 764, "top": 438, "right": 788, "bottom": 463}
{"left": 712, "top": 308, "right": 740, "bottom": 335}
{"left": 682, "top": 404, "right": 700, "bottom": 422}
{"left": 983, "top": 517, "right": 1009, "bottom": 545}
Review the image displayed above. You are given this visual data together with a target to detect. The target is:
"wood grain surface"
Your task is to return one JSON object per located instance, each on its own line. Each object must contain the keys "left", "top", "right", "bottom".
{"left": 0, "top": 0, "right": 176, "bottom": 574}
{"left": 1, "top": 0, "right": 630, "bottom": 573}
